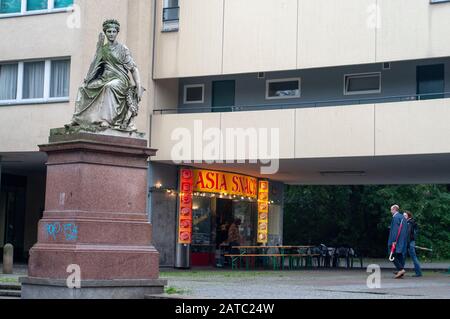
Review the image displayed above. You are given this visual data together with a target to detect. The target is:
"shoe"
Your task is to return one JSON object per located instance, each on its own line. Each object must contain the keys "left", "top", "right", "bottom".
{"left": 395, "top": 270, "right": 406, "bottom": 279}
{"left": 411, "top": 274, "right": 422, "bottom": 277}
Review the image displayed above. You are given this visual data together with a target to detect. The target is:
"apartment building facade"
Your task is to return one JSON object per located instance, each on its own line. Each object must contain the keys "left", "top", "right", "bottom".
{"left": 1, "top": 0, "right": 450, "bottom": 267}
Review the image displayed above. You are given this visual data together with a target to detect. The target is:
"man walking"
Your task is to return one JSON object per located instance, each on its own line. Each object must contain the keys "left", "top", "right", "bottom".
{"left": 388, "top": 205, "right": 409, "bottom": 279}
{"left": 404, "top": 211, "right": 423, "bottom": 277}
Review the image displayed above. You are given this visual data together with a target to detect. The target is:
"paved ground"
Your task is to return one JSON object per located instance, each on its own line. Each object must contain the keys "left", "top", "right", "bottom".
{"left": 1, "top": 261, "right": 449, "bottom": 299}
{"left": 362, "top": 259, "right": 449, "bottom": 270}
{"left": 160, "top": 269, "right": 450, "bottom": 299}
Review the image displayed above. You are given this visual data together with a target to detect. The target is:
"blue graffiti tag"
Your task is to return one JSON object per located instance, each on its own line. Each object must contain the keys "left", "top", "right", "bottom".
{"left": 63, "top": 223, "right": 79, "bottom": 241}
{"left": 46, "top": 223, "right": 62, "bottom": 240}
{"left": 45, "top": 222, "right": 78, "bottom": 241}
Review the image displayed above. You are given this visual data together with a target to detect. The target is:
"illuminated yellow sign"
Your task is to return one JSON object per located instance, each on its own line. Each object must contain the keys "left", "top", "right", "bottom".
{"left": 257, "top": 180, "right": 269, "bottom": 244}
{"left": 192, "top": 169, "right": 258, "bottom": 199}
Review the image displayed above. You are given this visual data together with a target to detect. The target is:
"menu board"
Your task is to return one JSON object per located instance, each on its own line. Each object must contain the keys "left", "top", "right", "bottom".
{"left": 178, "top": 169, "right": 194, "bottom": 244}
{"left": 257, "top": 180, "right": 269, "bottom": 244}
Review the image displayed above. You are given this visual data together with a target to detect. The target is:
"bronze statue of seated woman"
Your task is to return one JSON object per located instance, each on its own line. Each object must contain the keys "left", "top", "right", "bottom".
{"left": 68, "top": 19, "right": 144, "bottom": 133}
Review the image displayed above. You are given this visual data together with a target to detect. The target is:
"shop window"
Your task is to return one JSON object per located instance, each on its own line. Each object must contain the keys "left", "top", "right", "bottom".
{"left": 344, "top": 72, "right": 381, "bottom": 95}
{"left": 269, "top": 205, "right": 281, "bottom": 236}
{"left": 192, "top": 196, "right": 213, "bottom": 246}
{"left": 184, "top": 84, "right": 204, "bottom": 104}
{"left": 0, "top": 58, "right": 70, "bottom": 105}
{"left": 266, "top": 78, "right": 301, "bottom": 100}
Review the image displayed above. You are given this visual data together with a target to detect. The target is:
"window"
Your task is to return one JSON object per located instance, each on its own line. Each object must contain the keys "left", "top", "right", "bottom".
{"left": 26, "top": 0, "right": 47, "bottom": 11}
{"left": 344, "top": 73, "right": 381, "bottom": 95}
{"left": 184, "top": 84, "right": 204, "bottom": 104}
{"left": 162, "top": 0, "right": 179, "bottom": 32}
{"left": 0, "top": 58, "right": 70, "bottom": 105}
{"left": 266, "top": 78, "right": 301, "bottom": 100}
{"left": 0, "top": 64, "right": 18, "bottom": 100}
{"left": 54, "top": 0, "right": 73, "bottom": 9}
{"left": 0, "top": 0, "right": 73, "bottom": 16}
{"left": 23, "top": 61, "right": 45, "bottom": 99}
{"left": 50, "top": 59, "right": 70, "bottom": 97}
{"left": 0, "top": 0, "right": 21, "bottom": 14}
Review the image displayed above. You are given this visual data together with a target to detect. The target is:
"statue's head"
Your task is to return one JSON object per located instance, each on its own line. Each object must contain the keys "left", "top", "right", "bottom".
{"left": 103, "top": 19, "right": 120, "bottom": 42}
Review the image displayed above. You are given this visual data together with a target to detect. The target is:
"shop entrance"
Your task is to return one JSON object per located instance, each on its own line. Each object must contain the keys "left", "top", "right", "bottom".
{"left": 191, "top": 196, "right": 257, "bottom": 267}
{"left": 215, "top": 199, "right": 233, "bottom": 248}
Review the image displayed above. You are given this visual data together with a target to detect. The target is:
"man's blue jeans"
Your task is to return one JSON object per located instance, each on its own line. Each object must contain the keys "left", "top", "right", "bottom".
{"left": 407, "top": 241, "right": 423, "bottom": 276}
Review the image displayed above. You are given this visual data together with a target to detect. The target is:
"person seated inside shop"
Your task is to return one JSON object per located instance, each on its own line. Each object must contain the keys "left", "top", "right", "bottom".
{"left": 217, "top": 221, "right": 230, "bottom": 248}
{"left": 226, "top": 218, "right": 242, "bottom": 254}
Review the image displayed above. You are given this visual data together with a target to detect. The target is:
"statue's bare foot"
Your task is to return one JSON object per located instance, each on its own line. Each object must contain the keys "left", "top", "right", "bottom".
{"left": 99, "top": 121, "right": 109, "bottom": 128}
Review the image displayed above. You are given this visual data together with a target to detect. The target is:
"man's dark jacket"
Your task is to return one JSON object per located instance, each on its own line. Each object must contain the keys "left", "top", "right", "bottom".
{"left": 388, "top": 212, "right": 409, "bottom": 254}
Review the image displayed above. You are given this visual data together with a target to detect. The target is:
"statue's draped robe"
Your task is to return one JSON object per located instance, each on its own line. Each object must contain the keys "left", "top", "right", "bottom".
{"left": 72, "top": 42, "right": 137, "bottom": 129}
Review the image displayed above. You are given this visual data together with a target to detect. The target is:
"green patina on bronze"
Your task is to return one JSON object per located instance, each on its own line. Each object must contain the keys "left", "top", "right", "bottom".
{"left": 66, "top": 19, "right": 145, "bottom": 133}
{"left": 50, "top": 126, "right": 145, "bottom": 139}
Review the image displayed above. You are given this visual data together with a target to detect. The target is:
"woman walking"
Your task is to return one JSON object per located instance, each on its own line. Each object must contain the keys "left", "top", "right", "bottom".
{"left": 404, "top": 211, "right": 423, "bottom": 277}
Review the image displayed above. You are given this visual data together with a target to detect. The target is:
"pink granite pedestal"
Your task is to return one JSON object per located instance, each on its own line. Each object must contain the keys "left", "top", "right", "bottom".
{"left": 20, "top": 131, "right": 166, "bottom": 299}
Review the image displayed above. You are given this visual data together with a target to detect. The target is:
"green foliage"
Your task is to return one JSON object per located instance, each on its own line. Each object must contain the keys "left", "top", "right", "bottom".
{"left": 283, "top": 185, "right": 450, "bottom": 259}
{"left": 0, "top": 277, "right": 19, "bottom": 284}
{"left": 165, "top": 286, "right": 188, "bottom": 295}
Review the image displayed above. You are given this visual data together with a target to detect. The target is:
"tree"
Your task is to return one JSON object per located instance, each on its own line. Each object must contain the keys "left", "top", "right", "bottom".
{"left": 284, "top": 185, "right": 450, "bottom": 259}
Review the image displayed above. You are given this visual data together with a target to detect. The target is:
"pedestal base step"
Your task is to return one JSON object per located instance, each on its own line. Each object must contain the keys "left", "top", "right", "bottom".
{"left": 20, "top": 277, "right": 167, "bottom": 299}
{"left": 0, "top": 289, "right": 21, "bottom": 298}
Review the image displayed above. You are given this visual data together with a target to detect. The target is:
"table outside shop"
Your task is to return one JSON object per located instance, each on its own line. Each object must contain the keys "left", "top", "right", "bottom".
{"left": 225, "top": 246, "right": 317, "bottom": 270}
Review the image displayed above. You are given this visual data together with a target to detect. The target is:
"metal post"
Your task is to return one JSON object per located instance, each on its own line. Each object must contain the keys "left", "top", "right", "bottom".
{"left": 175, "top": 243, "right": 191, "bottom": 269}
{"left": 3, "top": 244, "right": 13, "bottom": 274}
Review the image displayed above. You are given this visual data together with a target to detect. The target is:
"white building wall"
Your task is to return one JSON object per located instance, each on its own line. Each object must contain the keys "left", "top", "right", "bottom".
{"left": 154, "top": 0, "right": 450, "bottom": 79}
{"left": 151, "top": 98, "right": 450, "bottom": 161}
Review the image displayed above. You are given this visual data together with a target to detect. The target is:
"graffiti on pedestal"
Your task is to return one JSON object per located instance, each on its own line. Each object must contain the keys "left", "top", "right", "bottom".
{"left": 45, "top": 222, "right": 79, "bottom": 241}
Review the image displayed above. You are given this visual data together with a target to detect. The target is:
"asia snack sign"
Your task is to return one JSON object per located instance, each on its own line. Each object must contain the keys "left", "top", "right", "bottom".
{"left": 257, "top": 180, "right": 269, "bottom": 244}
{"left": 192, "top": 169, "right": 258, "bottom": 199}
{"left": 178, "top": 169, "right": 194, "bottom": 244}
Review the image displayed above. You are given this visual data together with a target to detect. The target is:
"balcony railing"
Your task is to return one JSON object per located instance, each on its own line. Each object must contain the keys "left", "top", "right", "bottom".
{"left": 153, "top": 92, "right": 450, "bottom": 115}
{"left": 163, "top": 6, "right": 179, "bottom": 22}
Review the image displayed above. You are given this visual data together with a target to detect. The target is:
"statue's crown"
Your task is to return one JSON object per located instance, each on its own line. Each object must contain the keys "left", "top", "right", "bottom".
{"left": 103, "top": 19, "right": 120, "bottom": 31}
